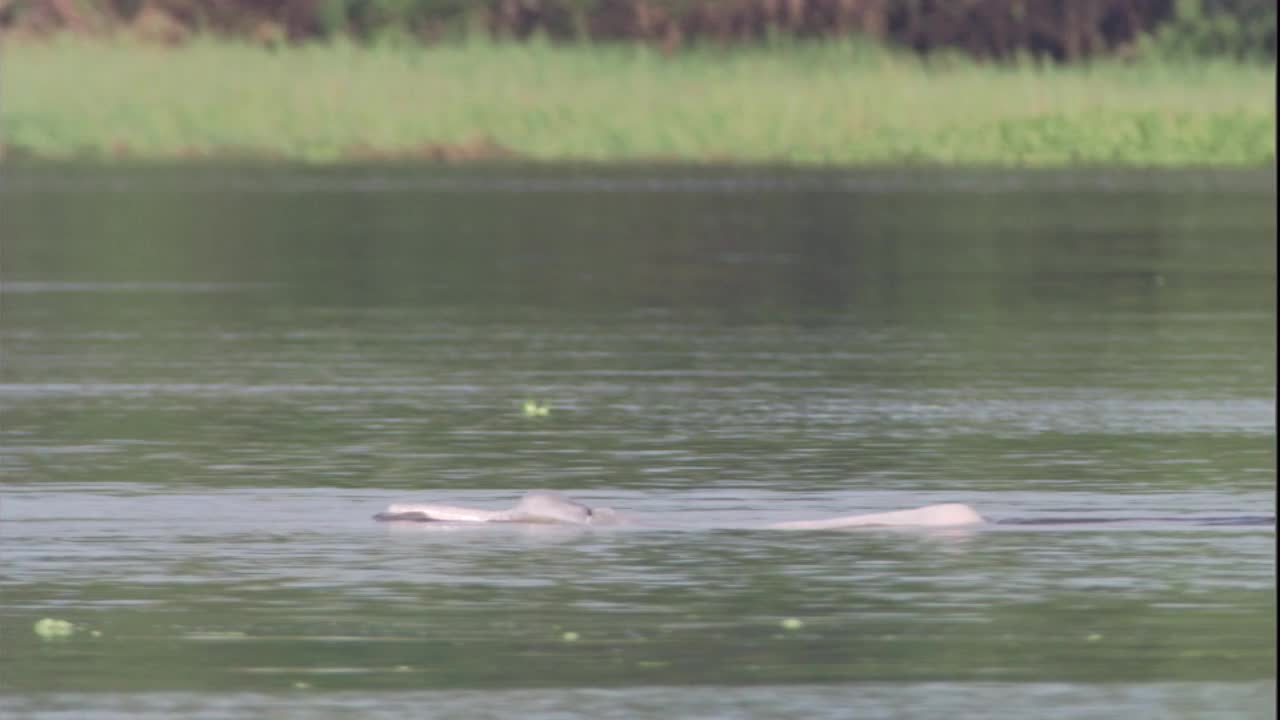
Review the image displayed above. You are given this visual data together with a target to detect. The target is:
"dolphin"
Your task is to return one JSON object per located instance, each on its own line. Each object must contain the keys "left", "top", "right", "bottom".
{"left": 376, "top": 491, "right": 624, "bottom": 525}
{"left": 764, "top": 503, "right": 983, "bottom": 529}
{"left": 374, "top": 491, "right": 982, "bottom": 529}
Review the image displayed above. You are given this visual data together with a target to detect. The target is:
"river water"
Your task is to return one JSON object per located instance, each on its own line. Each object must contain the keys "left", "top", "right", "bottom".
{"left": 1, "top": 166, "right": 1274, "bottom": 718}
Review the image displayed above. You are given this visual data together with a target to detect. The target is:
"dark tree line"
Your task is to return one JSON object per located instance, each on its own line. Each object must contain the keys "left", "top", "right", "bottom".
{"left": 1, "top": 0, "right": 1274, "bottom": 60}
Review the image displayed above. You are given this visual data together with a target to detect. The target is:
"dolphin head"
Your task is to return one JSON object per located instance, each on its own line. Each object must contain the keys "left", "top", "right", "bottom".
{"left": 509, "top": 491, "right": 596, "bottom": 524}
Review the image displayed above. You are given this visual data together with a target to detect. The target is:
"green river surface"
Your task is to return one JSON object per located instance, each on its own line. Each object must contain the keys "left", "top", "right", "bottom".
{"left": 0, "top": 166, "right": 1275, "bottom": 718}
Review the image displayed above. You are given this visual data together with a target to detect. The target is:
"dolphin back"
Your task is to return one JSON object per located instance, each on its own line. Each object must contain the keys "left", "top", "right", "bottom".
{"left": 766, "top": 503, "right": 984, "bottom": 530}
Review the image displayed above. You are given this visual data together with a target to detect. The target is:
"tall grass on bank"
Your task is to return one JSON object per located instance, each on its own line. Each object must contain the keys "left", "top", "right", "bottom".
{"left": 0, "top": 39, "right": 1274, "bottom": 166}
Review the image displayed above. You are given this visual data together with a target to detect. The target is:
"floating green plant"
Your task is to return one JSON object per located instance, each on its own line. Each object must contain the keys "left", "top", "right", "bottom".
{"left": 33, "top": 618, "right": 75, "bottom": 639}
{"left": 523, "top": 399, "right": 551, "bottom": 417}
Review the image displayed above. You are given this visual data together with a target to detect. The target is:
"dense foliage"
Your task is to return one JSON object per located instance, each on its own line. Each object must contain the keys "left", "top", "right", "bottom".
{"left": 3, "top": 41, "right": 1272, "bottom": 165}
{"left": 1, "top": 0, "right": 1274, "bottom": 60}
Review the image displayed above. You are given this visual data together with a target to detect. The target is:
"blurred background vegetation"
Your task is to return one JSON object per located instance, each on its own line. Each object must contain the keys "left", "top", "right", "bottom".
{"left": 1, "top": 2, "right": 1272, "bottom": 165}
{"left": 1, "top": 0, "right": 1274, "bottom": 61}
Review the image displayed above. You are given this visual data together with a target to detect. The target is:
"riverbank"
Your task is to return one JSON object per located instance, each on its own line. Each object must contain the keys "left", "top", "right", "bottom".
{"left": 1, "top": 40, "right": 1273, "bottom": 166}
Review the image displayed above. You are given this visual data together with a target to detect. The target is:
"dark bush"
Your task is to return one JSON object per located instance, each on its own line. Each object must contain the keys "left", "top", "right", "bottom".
{"left": 0, "top": 0, "right": 1273, "bottom": 60}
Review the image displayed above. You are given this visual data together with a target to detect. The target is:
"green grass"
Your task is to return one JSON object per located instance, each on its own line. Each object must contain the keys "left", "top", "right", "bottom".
{"left": 1, "top": 38, "right": 1274, "bottom": 166}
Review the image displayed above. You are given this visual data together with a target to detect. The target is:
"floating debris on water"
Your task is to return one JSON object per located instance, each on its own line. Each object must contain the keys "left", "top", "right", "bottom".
{"left": 780, "top": 618, "right": 804, "bottom": 631}
{"left": 33, "top": 618, "right": 75, "bottom": 639}
{"left": 561, "top": 631, "right": 580, "bottom": 642}
{"left": 522, "top": 399, "right": 551, "bottom": 417}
